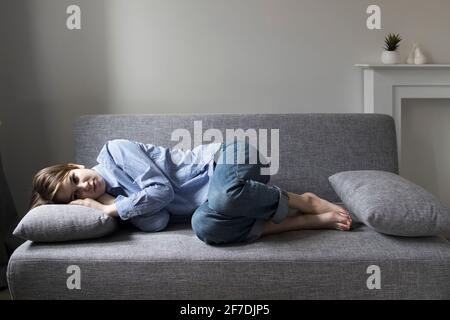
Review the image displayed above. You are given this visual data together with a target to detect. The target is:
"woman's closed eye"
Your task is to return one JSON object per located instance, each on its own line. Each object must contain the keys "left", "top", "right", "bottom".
{"left": 70, "top": 173, "right": 79, "bottom": 200}
{"left": 71, "top": 173, "right": 78, "bottom": 184}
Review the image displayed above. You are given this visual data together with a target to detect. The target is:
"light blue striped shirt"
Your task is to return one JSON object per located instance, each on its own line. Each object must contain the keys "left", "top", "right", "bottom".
{"left": 92, "top": 139, "right": 222, "bottom": 231}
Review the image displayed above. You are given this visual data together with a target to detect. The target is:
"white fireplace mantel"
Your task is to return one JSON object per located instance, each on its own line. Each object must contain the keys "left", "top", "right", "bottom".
{"left": 356, "top": 64, "right": 450, "bottom": 166}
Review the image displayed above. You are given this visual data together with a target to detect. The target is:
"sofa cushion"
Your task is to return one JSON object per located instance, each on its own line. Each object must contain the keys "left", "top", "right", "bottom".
{"left": 13, "top": 205, "right": 118, "bottom": 242}
{"left": 329, "top": 170, "right": 450, "bottom": 237}
{"left": 7, "top": 223, "right": 450, "bottom": 299}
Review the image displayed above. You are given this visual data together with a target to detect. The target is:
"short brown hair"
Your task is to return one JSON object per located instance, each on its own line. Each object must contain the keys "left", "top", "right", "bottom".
{"left": 30, "top": 163, "right": 80, "bottom": 210}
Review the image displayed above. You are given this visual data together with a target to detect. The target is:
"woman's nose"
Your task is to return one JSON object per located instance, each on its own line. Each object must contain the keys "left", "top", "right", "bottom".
{"left": 79, "top": 181, "right": 91, "bottom": 192}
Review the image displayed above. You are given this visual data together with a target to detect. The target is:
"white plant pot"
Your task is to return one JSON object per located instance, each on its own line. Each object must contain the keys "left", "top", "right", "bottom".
{"left": 381, "top": 51, "right": 400, "bottom": 64}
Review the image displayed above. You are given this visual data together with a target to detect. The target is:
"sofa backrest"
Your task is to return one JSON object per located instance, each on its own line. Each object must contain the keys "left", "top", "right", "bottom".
{"left": 74, "top": 113, "right": 398, "bottom": 202}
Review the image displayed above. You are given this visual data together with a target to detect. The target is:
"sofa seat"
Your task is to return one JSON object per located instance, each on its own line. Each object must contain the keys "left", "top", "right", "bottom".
{"left": 8, "top": 222, "right": 450, "bottom": 299}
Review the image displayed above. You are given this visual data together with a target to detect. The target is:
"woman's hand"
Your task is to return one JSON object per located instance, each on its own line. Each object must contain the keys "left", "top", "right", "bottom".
{"left": 96, "top": 193, "right": 116, "bottom": 205}
{"left": 70, "top": 198, "right": 118, "bottom": 217}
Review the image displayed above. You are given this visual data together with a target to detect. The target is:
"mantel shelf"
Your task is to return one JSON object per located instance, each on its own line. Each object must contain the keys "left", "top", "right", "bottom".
{"left": 355, "top": 64, "right": 450, "bottom": 69}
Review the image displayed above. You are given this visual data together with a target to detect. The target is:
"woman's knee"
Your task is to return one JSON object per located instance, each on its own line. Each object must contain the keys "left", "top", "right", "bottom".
{"left": 191, "top": 208, "right": 240, "bottom": 245}
{"left": 191, "top": 209, "right": 218, "bottom": 244}
{"left": 208, "top": 178, "right": 246, "bottom": 213}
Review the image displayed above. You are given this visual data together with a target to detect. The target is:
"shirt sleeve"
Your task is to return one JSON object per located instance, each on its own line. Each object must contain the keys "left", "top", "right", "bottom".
{"left": 104, "top": 139, "right": 175, "bottom": 221}
{"left": 129, "top": 208, "right": 170, "bottom": 232}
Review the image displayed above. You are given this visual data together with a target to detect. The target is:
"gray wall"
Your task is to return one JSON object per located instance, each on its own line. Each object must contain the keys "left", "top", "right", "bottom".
{"left": 1, "top": 0, "right": 449, "bottom": 215}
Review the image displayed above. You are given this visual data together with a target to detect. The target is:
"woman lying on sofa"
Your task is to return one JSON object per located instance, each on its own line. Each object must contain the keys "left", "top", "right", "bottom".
{"left": 29, "top": 139, "right": 352, "bottom": 245}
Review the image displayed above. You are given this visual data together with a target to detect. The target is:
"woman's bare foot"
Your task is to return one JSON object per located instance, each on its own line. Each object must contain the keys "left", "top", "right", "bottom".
{"left": 307, "top": 192, "right": 348, "bottom": 215}
{"left": 298, "top": 211, "right": 352, "bottom": 231}
{"left": 261, "top": 209, "right": 353, "bottom": 237}
{"left": 289, "top": 192, "right": 349, "bottom": 216}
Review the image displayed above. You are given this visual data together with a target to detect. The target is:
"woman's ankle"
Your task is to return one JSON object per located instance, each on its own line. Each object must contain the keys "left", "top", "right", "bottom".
{"left": 287, "top": 192, "right": 315, "bottom": 213}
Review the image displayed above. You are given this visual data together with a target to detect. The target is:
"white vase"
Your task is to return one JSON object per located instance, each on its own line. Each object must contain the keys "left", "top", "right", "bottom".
{"left": 414, "top": 46, "right": 427, "bottom": 65}
{"left": 407, "top": 44, "right": 418, "bottom": 64}
{"left": 381, "top": 50, "right": 400, "bottom": 64}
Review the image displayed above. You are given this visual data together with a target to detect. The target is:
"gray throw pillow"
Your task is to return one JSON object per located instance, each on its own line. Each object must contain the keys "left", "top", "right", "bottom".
{"left": 329, "top": 170, "right": 450, "bottom": 237}
{"left": 13, "top": 205, "right": 118, "bottom": 242}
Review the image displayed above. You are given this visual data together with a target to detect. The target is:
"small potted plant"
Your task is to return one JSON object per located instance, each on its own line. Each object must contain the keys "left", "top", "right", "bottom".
{"left": 381, "top": 33, "right": 402, "bottom": 64}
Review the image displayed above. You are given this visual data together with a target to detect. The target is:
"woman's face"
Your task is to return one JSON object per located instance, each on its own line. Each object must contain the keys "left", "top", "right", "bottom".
{"left": 54, "top": 165, "right": 106, "bottom": 203}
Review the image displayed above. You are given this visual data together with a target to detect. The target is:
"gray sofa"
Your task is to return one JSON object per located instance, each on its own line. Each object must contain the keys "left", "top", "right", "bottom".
{"left": 7, "top": 113, "right": 450, "bottom": 299}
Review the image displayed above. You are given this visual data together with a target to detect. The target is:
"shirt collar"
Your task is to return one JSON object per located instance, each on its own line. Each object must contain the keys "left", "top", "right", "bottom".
{"left": 92, "top": 164, "right": 120, "bottom": 191}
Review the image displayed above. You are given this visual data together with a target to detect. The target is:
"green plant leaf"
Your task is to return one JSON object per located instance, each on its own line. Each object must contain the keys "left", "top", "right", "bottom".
{"left": 383, "top": 33, "right": 402, "bottom": 51}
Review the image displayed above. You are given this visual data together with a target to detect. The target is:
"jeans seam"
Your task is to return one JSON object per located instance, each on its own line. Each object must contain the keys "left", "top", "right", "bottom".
{"left": 271, "top": 186, "right": 289, "bottom": 224}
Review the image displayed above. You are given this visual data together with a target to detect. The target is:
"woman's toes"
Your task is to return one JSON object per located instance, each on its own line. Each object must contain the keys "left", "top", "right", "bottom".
{"left": 339, "top": 211, "right": 352, "bottom": 222}
{"left": 337, "top": 210, "right": 349, "bottom": 217}
{"left": 335, "top": 212, "right": 352, "bottom": 231}
{"left": 337, "top": 223, "right": 350, "bottom": 231}
{"left": 338, "top": 217, "right": 348, "bottom": 224}
{"left": 333, "top": 211, "right": 348, "bottom": 220}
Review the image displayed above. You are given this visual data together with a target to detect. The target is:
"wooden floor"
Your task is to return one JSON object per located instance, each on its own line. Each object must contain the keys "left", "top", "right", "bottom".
{"left": 0, "top": 288, "right": 11, "bottom": 300}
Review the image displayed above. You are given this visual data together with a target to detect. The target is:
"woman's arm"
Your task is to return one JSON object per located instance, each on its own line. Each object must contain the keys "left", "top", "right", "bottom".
{"left": 71, "top": 193, "right": 119, "bottom": 217}
{"left": 97, "top": 193, "right": 119, "bottom": 217}
{"left": 97, "top": 193, "right": 116, "bottom": 205}
{"left": 100, "top": 140, "right": 175, "bottom": 221}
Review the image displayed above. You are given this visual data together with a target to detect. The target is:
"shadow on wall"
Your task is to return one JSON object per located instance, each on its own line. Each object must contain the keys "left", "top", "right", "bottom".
{"left": 0, "top": 0, "right": 112, "bottom": 216}
{"left": 401, "top": 99, "right": 450, "bottom": 209}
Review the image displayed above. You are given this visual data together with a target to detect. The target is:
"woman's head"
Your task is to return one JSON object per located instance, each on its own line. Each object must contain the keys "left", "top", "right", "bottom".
{"left": 30, "top": 163, "right": 106, "bottom": 209}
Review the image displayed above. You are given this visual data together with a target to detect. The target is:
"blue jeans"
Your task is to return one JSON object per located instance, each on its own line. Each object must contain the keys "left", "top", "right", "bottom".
{"left": 191, "top": 139, "right": 289, "bottom": 245}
